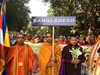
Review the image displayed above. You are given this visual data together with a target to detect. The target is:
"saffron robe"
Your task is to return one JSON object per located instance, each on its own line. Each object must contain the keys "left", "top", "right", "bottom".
{"left": 5, "top": 44, "right": 34, "bottom": 75}
{"left": 38, "top": 42, "right": 61, "bottom": 75}
{"left": 88, "top": 35, "right": 100, "bottom": 75}
{"left": 58, "top": 41, "right": 66, "bottom": 44}
{"left": 25, "top": 40, "right": 33, "bottom": 43}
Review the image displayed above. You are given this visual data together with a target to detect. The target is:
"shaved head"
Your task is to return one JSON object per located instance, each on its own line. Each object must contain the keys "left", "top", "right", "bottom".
{"left": 16, "top": 33, "right": 25, "bottom": 45}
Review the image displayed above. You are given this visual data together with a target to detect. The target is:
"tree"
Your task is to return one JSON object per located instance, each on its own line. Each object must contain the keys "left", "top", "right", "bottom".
{"left": 24, "top": 21, "right": 52, "bottom": 35}
{"left": 0, "top": 1, "right": 1, "bottom": 8}
{"left": 6, "top": 0, "right": 31, "bottom": 32}
{"left": 42, "top": 0, "right": 100, "bottom": 36}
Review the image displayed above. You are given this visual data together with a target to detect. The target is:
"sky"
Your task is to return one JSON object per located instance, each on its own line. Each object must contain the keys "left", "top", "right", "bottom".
{"left": 28, "top": 0, "right": 50, "bottom": 17}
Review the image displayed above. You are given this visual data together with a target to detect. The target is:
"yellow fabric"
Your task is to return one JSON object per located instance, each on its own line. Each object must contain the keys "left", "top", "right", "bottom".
{"left": 6, "top": 44, "right": 34, "bottom": 75}
{"left": 25, "top": 40, "right": 33, "bottom": 43}
{"left": 12, "top": 44, "right": 29, "bottom": 75}
{"left": 12, "top": 45, "right": 18, "bottom": 75}
{"left": 38, "top": 42, "right": 61, "bottom": 75}
{"left": 0, "top": 45, "right": 5, "bottom": 75}
{"left": 4, "top": 2, "right": 6, "bottom": 13}
{"left": 3, "top": 1, "right": 10, "bottom": 47}
{"left": 0, "top": 2, "right": 10, "bottom": 74}
{"left": 24, "top": 45, "right": 28, "bottom": 75}
{"left": 0, "top": 59, "right": 5, "bottom": 75}
{"left": 4, "top": 27, "right": 10, "bottom": 47}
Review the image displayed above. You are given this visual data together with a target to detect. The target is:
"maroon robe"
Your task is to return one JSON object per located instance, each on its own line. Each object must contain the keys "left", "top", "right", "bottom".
{"left": 62, "top": 44, "right": 86, "bottom": 75}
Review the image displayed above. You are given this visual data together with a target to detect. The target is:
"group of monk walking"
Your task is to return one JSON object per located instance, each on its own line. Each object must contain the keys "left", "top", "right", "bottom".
{"left": 4, "top": 32, "right": 100, "bottom": 75}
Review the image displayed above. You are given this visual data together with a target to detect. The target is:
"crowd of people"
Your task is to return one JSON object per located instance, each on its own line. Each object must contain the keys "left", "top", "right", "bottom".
{"left": 4, "top": 32, "right": 100, "bottom": 75}
{"left": 10, "top": 33, "right": 96, "bottom": 46}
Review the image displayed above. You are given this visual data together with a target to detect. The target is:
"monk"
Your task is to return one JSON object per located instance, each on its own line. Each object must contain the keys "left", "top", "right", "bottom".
{"left": 25, "top": 33, "right": 33, "bottom": 43}
{"left": 78, "top": 36, "right": 87, "bottom": 46}
{"left": 5, "top": 33, "right": 34, "bottom": 75}
{"left": 38, "top": 32, "right": 61, "bottom": 75}
{"left": 58, "top": 35, "right": 66, "bottom": 44}
{"left": 61, "top": 35, "right": 86, "bottom": 75}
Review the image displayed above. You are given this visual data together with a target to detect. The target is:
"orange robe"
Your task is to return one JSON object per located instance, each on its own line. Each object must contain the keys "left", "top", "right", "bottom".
{"left": 5, "top": 44, "right": 34, "bottom": 75}
{"left": 38, "top": 42, "right": 61, "bottom": 75}
{"left": 58, "top": 41, "right": 66, "bottom": 44}
{"left": 25, "top": 40, "right": 33, "bottom": 43}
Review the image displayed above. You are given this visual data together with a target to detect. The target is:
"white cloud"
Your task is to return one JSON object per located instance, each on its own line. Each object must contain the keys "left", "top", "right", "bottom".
{"left": 28, "top": 0, "right": 50, "bottom": 17}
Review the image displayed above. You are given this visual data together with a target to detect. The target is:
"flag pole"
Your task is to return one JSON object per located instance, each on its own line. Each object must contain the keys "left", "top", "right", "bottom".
{"left": 52, "top": 26, "right": 54, "bottom": 75}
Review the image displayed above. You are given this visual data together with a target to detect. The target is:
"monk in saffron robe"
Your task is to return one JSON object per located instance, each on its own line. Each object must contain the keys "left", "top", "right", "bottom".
{"left": 58, "top": 35, "right": 66, "bottom": 44}
{"left": 24, "top": 33, "right": 33, "bottom": 43}
{"left": 5, "top": 33, "right": 34, "bottom": 75}
{"left": 38, "top": 32, "right": 61, "bottom": 75}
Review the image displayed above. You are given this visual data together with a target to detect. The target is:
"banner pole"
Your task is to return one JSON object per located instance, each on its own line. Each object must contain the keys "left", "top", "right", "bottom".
{"left": 52, "top": 26, "right": 54, "bottom": 75}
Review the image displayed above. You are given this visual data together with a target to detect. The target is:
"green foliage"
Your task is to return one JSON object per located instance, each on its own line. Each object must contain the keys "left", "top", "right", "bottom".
{"left": 24, "top": 21, "right": 52, "bottom": 35}
{"left": 0, "top": 0, "right": 1, "bottom": 4}
{"left": 42, "top": 0, "right": 100, "bottom": 36}
{"left": 54, "top": 26, "right": 72, "bottom": 37}
{"left": 6, "top": 0, "right": 31, "bottom": 31}
{"left": 47, "top": 8, "right": 54, "bottom": 16}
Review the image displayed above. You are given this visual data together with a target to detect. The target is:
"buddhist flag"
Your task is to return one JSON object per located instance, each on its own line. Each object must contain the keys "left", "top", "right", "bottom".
{"left": 0, "top": 0, "right": 10, "bottom": 74}
{"left": 0, "top": 7, "right": 4, "bottom": 75}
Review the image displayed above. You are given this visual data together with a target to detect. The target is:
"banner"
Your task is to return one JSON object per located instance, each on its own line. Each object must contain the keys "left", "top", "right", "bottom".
{"left": 32, "top": 16, "right": 76, "bottom": 26}
{"left": 24, "top": 42, "right": 92, "bottom": 75}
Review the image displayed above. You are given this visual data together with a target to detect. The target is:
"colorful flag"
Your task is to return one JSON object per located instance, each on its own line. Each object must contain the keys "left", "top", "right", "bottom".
{"left": 0, "top": 6, "right": 4, "bottom": 75}
{"left": 0, "top": 0, "right": 10, "bottom": 74}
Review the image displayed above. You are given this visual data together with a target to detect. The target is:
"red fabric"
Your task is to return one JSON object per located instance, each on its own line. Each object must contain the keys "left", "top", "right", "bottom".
{"left": 0, "top": 14, "right": 2, "bottom": 29}
{"left": 78, "top": 43, "right": 87, "bottom": 46}
{"left": 66, "top": 41, "right": 70, "bottom": 44}
{"left": 81, "top": 65, "right": 86, "bottom": 70}
{"left": 32, "top": 54, "right": 39, "bottom": 74}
